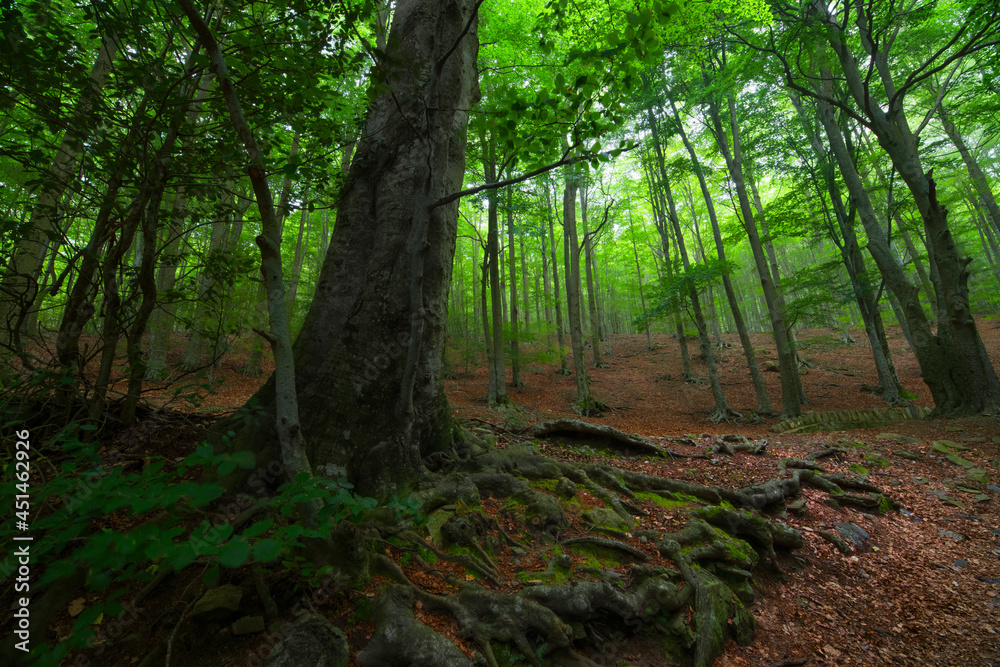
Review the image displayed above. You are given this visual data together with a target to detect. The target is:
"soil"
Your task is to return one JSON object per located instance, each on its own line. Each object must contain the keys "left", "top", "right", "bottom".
{"left": 24, "top": 317, "right": 1000, "bottom": 667}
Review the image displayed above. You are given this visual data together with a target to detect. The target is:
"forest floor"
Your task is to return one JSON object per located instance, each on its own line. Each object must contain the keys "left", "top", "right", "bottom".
{"left": 46, "top": 318, "right": 1000, "bottom": 666}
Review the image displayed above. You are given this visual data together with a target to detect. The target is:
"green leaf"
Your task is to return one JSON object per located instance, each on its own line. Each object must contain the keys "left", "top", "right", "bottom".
{"left": 252, "top": 539, "right": 282, "bottom": 562}
{"left": 242, "top": 518, "right": 273, "bottom": 539}
{"left": 218, "top": 539, "right": 250, "bottom": 568}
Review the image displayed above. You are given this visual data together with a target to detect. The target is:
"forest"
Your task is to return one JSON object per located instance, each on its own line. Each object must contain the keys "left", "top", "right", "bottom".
{"left": 1, "top": 0, "right": 999, "bottom": 665}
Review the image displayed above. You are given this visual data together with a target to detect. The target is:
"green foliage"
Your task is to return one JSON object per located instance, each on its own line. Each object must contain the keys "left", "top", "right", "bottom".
{"left": 635, "top": 257, "right": 736, "bottom": 328}
{"left": 0, "top": 423, "right": 390, "bottom": 662}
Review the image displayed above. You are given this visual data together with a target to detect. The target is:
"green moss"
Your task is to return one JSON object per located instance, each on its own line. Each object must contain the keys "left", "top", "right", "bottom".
{"left": 848, "top": 463, "right": 870, "bottom": 475}
{"left": 531, "top": 479, "right": 559, "bottom": 493}
{"left": 864, "top": 452, "right": 891, "bottom": 468}
{"left": 635, "top": 491, "right": 697, "bottom": 510}
{"left": 878, "top": 495, "right": 892, "bottom": 513}
{"left": 348, "top": 598, "right": 373, "bottom": 623}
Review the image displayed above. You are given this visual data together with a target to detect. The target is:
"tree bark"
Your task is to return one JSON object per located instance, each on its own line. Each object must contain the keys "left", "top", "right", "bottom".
{"left": 563, "top": 172, "right": 599, "bottom": 415}
{"left": 580, "top": 180, "right": 605, "bottom": 367}
{"left": 545, "top": 182, "right": 569, "bottom": 374}
{"left": 661, "top": 102, "right": 772, "bottom": 413}
{"left": 227, "top": 0, "right": 481, "bottom": 497}
{"left": 483, "top": 131, "right": 509, "bottom": 404}
{"left": 705, "top": 93, "right": 801, "bottom": 417}
{"left": 507, "top": 187, "right": 523, "bottom": 389}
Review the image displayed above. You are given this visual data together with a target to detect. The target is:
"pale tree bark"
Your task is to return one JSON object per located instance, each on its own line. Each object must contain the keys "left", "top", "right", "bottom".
{"left": 563, "top": 173, "right": 601, "bottom": 415}
{"left": 580, "top": 180, "right": 606, "bottom": 368}
{"left": 661, "top": 102, "right": 773, "bottom": 414}
{"left": 225, "top": 0, "right": 480, "bottom": 497}
{"left": 0, "top": 32, "right": 118, "bottom": 361}
{"left": 545, "top": 182, "right": 570, "bottom": 374}
{"left": 705, "top": 92, "right": 801, "bottom": 417}
{"left": 178, "top": 0, "right": 314, "bottom": 487}
{"left": 245, "top": 134, "right": 300, "bottom": 376}
{"left": 506, "top": 187, "right": 522, "bottom": 389}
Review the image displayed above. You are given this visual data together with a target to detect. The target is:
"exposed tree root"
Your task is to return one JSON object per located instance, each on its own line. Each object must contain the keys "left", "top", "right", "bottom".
{"left": 526, "top": 419, "right": 663, "bottom": 455}
{"left": 325, "top": 428, "right": 899, "bottom": 666}
{"left": 707, "top": 406, "right": 744, "bottom": 424}
{"left": 708, "top": 434, "right": 767, "bottom": 456}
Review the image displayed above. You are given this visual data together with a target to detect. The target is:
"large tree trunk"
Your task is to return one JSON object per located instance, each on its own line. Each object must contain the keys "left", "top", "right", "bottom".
{"left": 818, "top": 5, "right": 999, "bottom": 414}
{"left": 229, "top": 0, "right": 480, "bottom": 497}
{"left": 787, "top": 90, "right": 905, "bottom": 404}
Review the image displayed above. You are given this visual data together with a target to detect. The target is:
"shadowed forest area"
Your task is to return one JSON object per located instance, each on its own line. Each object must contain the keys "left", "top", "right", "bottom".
{"left": 2, "top": 0, "right": 1000, "bottom": 665}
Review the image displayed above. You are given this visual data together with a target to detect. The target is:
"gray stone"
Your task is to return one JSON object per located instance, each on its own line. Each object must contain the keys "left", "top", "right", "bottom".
{"left": 191, "top": 585, "right": 243, "bottom": 622}
{"left": 232, "top": 616, "right": 265, "bottom": 635}
{"left": 834, "top": 522, "right": 870, "bottom": 547}
{"left": 893, "top": 450, "right": 921, "bottom": 461}
{"left": 954, "top": 560, "right": 968, "bottom": 568}
{"left": 954, "top": 513, "right": 981, "bottom": 521}
{"left": 787, "top": 499, "right": 808, "bottom": 516}
{"left": 986, "top": 484, "right": 1000, "bottom": 494}
{"left": 265, "top": 613, "right": 349, "bottom": 667}
{"left": 938, "top": 530, "right": 966, "bottom": 542}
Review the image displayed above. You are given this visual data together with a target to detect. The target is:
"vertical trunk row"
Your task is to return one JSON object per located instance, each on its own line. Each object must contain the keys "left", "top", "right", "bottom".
{"left": 706, "top": 93, "right": 801, "bottom": 417}
{"left": 506, "top": 187, "right": 522, "bottom": 389}
{"left": 563, "top": 172, "right": 600, "bottom": 415}
{"left": 661, "top": 103, "right": 773, "bottom": 414}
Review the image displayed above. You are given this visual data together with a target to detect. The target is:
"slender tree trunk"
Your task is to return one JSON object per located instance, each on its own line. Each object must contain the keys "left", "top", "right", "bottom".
{"left": 520, "top": 236, "right": 530, "bottom": 335}
{"left": 580, "top": 182, "right": 605, "bottom": 367}
{"left": 506, "top": 187, "right": 522, "bottom": 389}
{"left": 563, "top": 173, "right": 599, "bottom": 415}
{"left": 706, "top": 93, "right": 801, "bottom": 416}
{"left": 0, "top": 33, "right": 118, "bottom": 358}
{"left": 662, "top": 103, "right": 773, "bottom": 413}
{"left": 938, "top": 101, "right": 1000, "bottom": 236}
{"left": 546, "top": 183, "right": 569, "bottom": 374}
{"left": 483, "top": 132, "right": 509, "bottom": 404}
{"left": 286, "top": 188, "right": 312, "bottom": 325}
{"left": 630, "top": 222, "right": 652, "bottom": 350}
{"left": 663, "top": 171, "right": 737, "bottom": 421}
{"left": 540, "top": 217, "right": 552, "bottom": 349}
